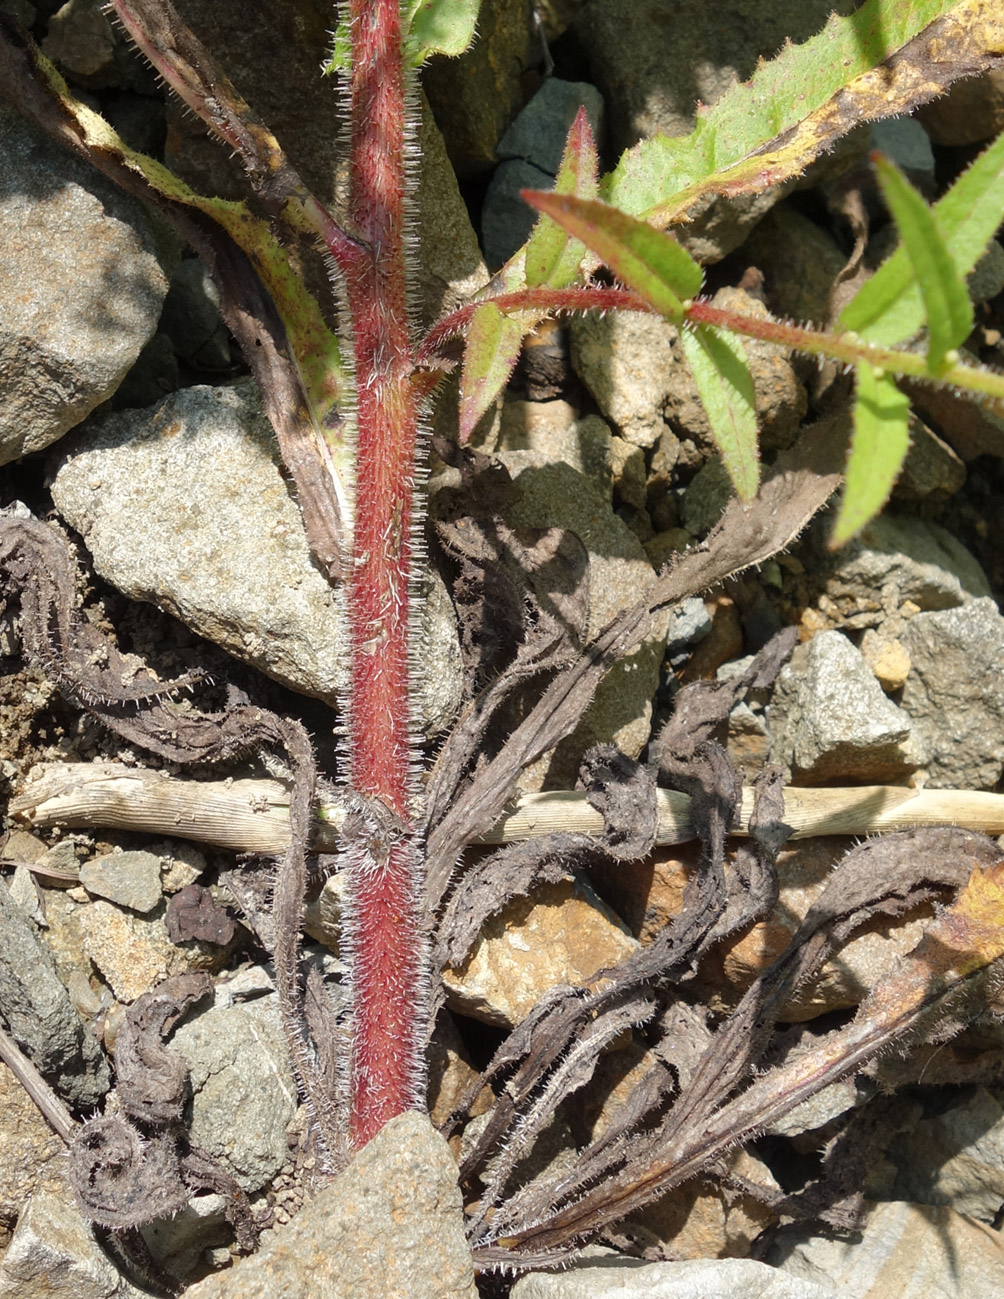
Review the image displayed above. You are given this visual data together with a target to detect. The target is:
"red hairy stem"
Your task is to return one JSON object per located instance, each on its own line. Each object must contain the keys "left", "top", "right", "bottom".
{"left": 339, "top": 0, "right": 423, "bottom": 1149}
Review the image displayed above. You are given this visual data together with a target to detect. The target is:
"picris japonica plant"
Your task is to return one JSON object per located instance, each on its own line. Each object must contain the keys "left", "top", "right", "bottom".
{"left": 5, "top": 0, "right": 1004, "bottom": 1275}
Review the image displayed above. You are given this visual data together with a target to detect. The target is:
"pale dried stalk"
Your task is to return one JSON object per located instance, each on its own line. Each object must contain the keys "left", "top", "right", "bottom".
{"left": 13, "top": 761, "right": 1004, "bottom": 854}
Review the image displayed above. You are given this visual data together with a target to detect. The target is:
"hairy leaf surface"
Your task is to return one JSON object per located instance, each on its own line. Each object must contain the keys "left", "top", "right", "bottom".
{"left": 607, "top": 0, "right": 1004, "bottom": 228}
{"left": 679, "top": 326, "right": 759, "bottom": 502}
{"left": 458, "top": 302, "right": 528, "bottom": 442}
{"left": 870, "top": 153, "right": 974, "bottom": 371}
{"left": 522, "top": 192, "right": 703, "bottom": 321}
{"left": 831, "top": 362, "right": 911, "bottom": 547}
{"left": 524, "top": 108, "right": 599, "bottom": 290}
{"left": 839, "top": 131, "right": 1004, "bottom": 346}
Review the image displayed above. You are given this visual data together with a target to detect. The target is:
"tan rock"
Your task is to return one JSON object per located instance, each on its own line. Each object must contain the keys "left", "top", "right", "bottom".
{"left": 76, "top": 899, "right": 221, "bottom": 1003}
{"left": 0, "top": 1065, "right": 67, "bottom": 1248}
{"left": 443, "top": 878, "right": 637, "bottom": 1028}
{"left": 772, "top": 1198, "right": 1004, "bottom": 1298}
{"left": 860, "top": 629, "right": 911, "bottom": 693}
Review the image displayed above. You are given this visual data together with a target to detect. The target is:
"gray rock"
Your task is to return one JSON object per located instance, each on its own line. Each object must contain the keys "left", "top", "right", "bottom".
{"left": 170, "top": 996, "right": 297, "bottom": 1193}
{"left": 421, "top": 0, "right": 538, "bottom": 177}
{"left": 497, "top": 78, "right": 605, "bottom": 174}
{"left": 870, "top": 117, "right": 935, "bottom": 175}
{"left": 0, "top": 105, "right": 168, "bottom": 467}
{"left": 159, "top": 257, "right": 233, "bottom": 371}
{"left": 75, "top": 898, "right": 214, "bottom": 1003}
{"left": 899, "top": 598, "right": 1004, "bottom": 788}
{"left": 820, "top": 514, "right": 992, "bottom": 612}
{"left": 570, "top": 311, "right": 676, "bottom": 448}
{"left": 0, "top": 1183, "right": 148, "bottom": 1299}
{"left": 769, "top": 1198, "right": 1004, "bottom": 1298}
{"left": 680, "top": 458, "right": 734, "bottom": 536}
{"left": 0, "top": 1059, "right": 68, "bottom": 1228}
{"left": 494, "top": 451, "right": 665, "bottom": 787}
{"left": 769, "top": 631, "right": 914, "bottom": 783}
{"left": 414, "top": 91, "right": 492, "bottom": 324}
{"left": 0, "top": 879, "right": 109, "bottom": 1109}
{"left": 886, "top": 1086, "right": 1004, "bottom": 1221}
{"left": 967, "top": 238, "right": 1004, "bottom": 305}
{"left": 483, "top": 157, "right": 555, "bottom": 271}
{"left": 42, "top": 0, "right": 156, "bottom": 93}
{"left": 511, "top": 1254, "right": 832, "bottom": 1298}
{"left": 665, "top": 596, "right": 712, "bottom": 654}
{"left": 49, "top": 382, "right": 463, "bottom": 732}
{"left": 79, "top": 850, "right": 163, "bottom": 914}
{"left": 184, "top": 1111, "right": 478, "bottom": 1299}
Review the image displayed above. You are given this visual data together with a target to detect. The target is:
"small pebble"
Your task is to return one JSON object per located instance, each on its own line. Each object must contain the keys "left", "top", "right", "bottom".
{"left": 80, "top": 849, "right": 164, "bottom": 913}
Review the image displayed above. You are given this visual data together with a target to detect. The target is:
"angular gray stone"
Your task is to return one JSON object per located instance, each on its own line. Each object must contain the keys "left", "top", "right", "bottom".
{"left": 511, "top": 1254, "right": 832, "bottom": 1298}
{"left": 820, "top": 514, "right": 992, "bottom": 612}
{"left": 184, "top": 1112, "right": 477, "bottom": 1299}
{"left": 49, "top": 382, "right": 463, "bottom": 731}
{"left": 79, "top": 850, "right": 163, "bottom": 914}
{"left": 497, "top": 78, "right": 605, "bottom": 174}
{"left": 0, "top": 1183, "right": 148, "bottom": 1299}
{"left": 899, "top": 598, "right": 1004, "bottom": 788}
{"left": 769, "top": 631, "right": 914, "bottom": 782}
{"left": 170, "top": 996, "right": 298, "bottom": 1193}
{"left": 769, "top": 1198, "right": 1004, "bottom": 1299}
{"left": 0, "top": 879, "right": 109, "bottom": 1109}
{"left": 0, "top": 105, "right": 168, "bottom": 466}
{"left": 886, "top": 1086, "right": 1004, "bottom": 1221}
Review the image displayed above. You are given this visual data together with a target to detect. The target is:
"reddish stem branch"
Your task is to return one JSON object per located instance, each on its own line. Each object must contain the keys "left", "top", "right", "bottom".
{"left": 340, "top": 0, "right": 423, "bottom": 1149}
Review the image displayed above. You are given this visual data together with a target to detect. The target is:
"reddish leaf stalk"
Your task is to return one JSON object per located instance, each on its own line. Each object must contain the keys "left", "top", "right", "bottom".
{"left": 338, "top": 0, "right": 423, "bottom": 1149}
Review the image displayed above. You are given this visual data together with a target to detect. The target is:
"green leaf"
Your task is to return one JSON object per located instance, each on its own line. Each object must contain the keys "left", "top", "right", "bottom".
{"left": 868, "top": 152, "right": 974, "bottom": 372}
{"left": 679, "top": 326, "right": 759, "bottom": 502}
{"left": 321, "top": 17, "right": 351, "bottom": 75}
{"left": 524, "top": 107, "right": 599, "bottom": 289}
{"left": 404, "top": 0, "right": 480, "bottom": 64}
{"left": 458, "top": 302, "right": 529, "bottom": 442}
{"left": 830, "top": 362, "right": 911, "bottom": 547}
{"left": 521, "top": 192, "right": 703, "bottom": 322}
{"left": 839, "top": 130, "right": 1004, "bottom": 346}
{"left": 605, "top": 0, "right": 1003, "bottom": 227}
{"left": 324, "top": 1, "right": 479, "bottom": 73}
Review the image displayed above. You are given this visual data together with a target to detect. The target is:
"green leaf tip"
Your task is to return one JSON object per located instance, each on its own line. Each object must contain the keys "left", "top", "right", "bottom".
{"left": 679, "top": 325, "right": 759, "bottom": 503}
{"left": 830, "top": 362, "right": 911, "bottom": 548}
{"left": 521, "top": 192, "right": 703, "bottom": 322}
{"left": 524, "top": 107, "right": 599, "bottom": 290}
{"left": 869, "top": 150, "right": 974, "bottom": 373}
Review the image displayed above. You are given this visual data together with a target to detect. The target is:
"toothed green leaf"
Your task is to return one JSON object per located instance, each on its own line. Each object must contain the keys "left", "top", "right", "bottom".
{"left": 458, "top": 302, "right": 529, "bottom": 442}
{"left": 868, "top": 152, "right": 973, "bottom": 372}
{"left": 605, "top": 0, "right": 1004, "bottom": 228}
{"left": 524, "top": 108, "right": 599, "bottom": 290}
{"left": 522, "top": 192, "right": 702, "bottom": 322}
{"left": 679, "top": 326, "right": 759, "bottom": 503}
{"left": 403, "top": 0, "right": 480, "bottom": 63}
{"left": 839, "top": 130, "right": 1004, "bottom": 347}
{"left": 831, "top": 362, "right": 911, "bottom": 547}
